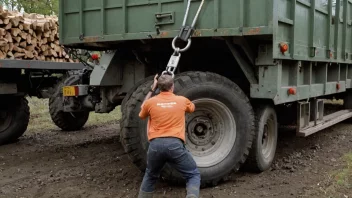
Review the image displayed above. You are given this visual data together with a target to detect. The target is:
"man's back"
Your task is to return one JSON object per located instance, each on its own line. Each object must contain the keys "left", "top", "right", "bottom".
{"left": 139, "top": 91, "right": 195, "bottom": 142}
{"left": 138, "top": 74, "right": 200, "bottom": 198}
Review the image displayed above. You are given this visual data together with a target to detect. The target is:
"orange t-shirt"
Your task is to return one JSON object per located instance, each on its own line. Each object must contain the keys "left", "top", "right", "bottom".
{"left": 139, "top": 92, "right": 195, "bottom": 142}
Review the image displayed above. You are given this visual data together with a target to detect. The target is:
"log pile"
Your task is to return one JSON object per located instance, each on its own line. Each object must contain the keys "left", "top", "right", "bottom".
{"left": 0, "top": 8, "right": 74, "bottom": 62}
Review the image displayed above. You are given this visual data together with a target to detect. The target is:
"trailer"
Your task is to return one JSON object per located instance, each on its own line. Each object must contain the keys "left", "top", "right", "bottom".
{"left": 0, "top": 59, "right": 84, "bottom": 145}
{"left": 56, "top": 0, "right": 352, "bottom": 186}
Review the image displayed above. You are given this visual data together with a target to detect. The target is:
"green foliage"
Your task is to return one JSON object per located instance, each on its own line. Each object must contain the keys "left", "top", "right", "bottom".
{"left": 0, "top": 0, "right": 59, "bottom": 15}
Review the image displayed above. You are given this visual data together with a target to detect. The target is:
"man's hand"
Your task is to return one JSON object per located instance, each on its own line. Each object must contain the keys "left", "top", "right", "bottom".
{"left": 151, "top": 74, "right": 158, "bottom": 91}
{"left": 141, "top": 74, "right": 159, "bottom": 110}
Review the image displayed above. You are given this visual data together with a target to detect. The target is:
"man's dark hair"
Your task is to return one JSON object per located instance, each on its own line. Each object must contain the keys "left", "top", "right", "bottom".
{"left": 157, "top": 74, "right": 174, "bottom": 92}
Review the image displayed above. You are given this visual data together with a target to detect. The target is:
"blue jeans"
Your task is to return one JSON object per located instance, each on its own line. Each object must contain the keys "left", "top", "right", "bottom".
{"left": 139, "top": 137, "right": 201, "bottom": 197}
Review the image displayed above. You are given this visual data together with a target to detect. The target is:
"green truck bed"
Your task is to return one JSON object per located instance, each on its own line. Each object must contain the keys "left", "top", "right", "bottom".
{"left": 60, "top": 0, "right": 351, "bottom": 63}
{"left": 60, "top": 0, "right": 272, "bottom": 44}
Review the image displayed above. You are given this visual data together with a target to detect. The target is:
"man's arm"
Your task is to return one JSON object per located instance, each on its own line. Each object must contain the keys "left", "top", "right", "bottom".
{"left": 185, "top": 98, "right": 195, "bottom": 113}
{"left": 139, "top": 74, "right": 159, "bottom": 119}
{"left": 139, "top": 100, "right": 150, "bottom": 119}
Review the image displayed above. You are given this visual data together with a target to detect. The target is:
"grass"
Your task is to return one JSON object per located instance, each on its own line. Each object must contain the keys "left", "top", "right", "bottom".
{"left": 334, "top": 153, "right": 352, "bottom": 188}
{"left": 317, "top": 153, "right": 352, "bottom": 197}
{"left": 27, "top": 97, "right": 121, "bottom": 133}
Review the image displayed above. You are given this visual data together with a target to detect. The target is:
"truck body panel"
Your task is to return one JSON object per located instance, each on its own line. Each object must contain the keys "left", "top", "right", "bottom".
{"left": 60, "top": 0, "right": 352, "bottom": 105}
{"left": 60, "top": 0, "right": 351, "bottom": 63}
{"left": 60, "top": 0, "right": 273, "bottom": 44}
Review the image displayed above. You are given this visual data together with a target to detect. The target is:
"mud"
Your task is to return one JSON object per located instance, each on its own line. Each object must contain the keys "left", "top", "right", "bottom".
{"left": 1, "top": 120, "right": 352, "bottom": 198}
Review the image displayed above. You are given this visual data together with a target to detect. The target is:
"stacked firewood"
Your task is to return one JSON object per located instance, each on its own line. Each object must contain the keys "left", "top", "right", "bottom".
{"left": 0, "top": 7, "right": 74, "bottom": 62}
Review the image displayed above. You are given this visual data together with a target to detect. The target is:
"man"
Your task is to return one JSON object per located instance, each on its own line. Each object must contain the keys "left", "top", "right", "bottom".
{"left": 138, "top": 74, "right": 201, "bottom": 198}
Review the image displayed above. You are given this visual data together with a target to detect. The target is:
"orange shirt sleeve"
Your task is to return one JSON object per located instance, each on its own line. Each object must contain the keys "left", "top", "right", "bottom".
{"left": 139, "top": 100, "right": 150, "bottom": 119}
{"left": 185, "top": 98, "right": 195, "bottom": 113}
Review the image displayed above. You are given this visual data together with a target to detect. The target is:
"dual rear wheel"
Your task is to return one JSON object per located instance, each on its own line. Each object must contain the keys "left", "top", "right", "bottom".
{"left": 120, "top": 71, "right": 278, "bottom": 186}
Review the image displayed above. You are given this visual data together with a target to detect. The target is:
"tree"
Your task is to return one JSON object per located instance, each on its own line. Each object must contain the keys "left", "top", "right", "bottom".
{"left": 0, "top": 0, "right": 59, "bottom": 15}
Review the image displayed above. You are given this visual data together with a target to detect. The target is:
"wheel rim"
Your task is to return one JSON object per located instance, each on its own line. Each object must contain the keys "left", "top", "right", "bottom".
{"left": 0, "top": 110, "right": 13, "bottom": 133}
{"left": 261, "top": 115, "right": 275, "bottom": 160}
{"left": 186, "top": 98, "right": 236, "bottom": 168}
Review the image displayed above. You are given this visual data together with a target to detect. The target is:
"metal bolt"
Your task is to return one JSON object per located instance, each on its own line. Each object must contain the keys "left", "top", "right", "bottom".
{"left": 202, "top": 148, "right": 205, "bottom": 151}
{"left": 211, "top": 141, "right": 215, "bottom": 145}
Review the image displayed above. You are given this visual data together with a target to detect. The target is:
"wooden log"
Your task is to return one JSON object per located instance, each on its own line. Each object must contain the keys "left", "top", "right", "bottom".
{"left": 0, "top": 10, "right": 9, "bottom": 20}
{"left": 8, "top": 42, "right": 14, "bottom": 51}
{"left": 0, "top": 50, "right": 5, "bottom": 59}
{"left": 48, "top": 34, "right": 55, "bottom": 42}
{"left": 25, "top": 45, "right": 35, "bottom": 52}
{"left": 5, "top": 32, "right": 12, "bottom": 43}
{"left": 2, "top": 43, "right": 9, "bottom": 53}
{"left": 11, "top": 28, "right": 21, "bottom": 37}
{"left": 18, "top": 24, "right": 23, "bottom": 30}
{"left": 14, "top": 52, "right": 25, "bottom": 58}
{"left": 50, "top": 49, "right": 58, "bottom": 57}
{"left": 43, "top": 30, "right": 51, "bottom": 38}
{"left": 24, "top": 50, "right": 34, "bottom": 59}
{"left": 13, "top": 45, "right": 24, "bottom": 52}
{"left": 7, "top": 51, "right": 14, "bottom": 59}
{"left": 0, "top": 28, "right": 6, "bottom": 36}
{"left": 0, "top": 38, "right": 8, "bottom": 46}
{"left": 8, "top": 16, "right": 22, "bottom": 27}
{"left": 31, "top": 36, "right": 37, "bottom": 46}
{"left": 22, "top": 21, "right": 31, "bottom": 31}
{"left": 19, "top": 31, "right": 27, "bottom": 40}
{"left": 19, "top": 41, "right": 27, "bottom": 48}
{"left": 4, "top": 23, "right": 12, "bottom": 30}
{"left": 41, "top": 44, "right": 48, "bottom": 52}
{"left": 42, "top": 37, "right": 47, "bottom": 45}
{"left": 13, "top": 36, "right": 21, "bottom": 43}
{"left": 26, "top": 34, "right": 32, "bottom": 44}
{"left": 0, "top": 19, "right": 3, "bottom": 25}
{"left": 1, "top": 17, "right": 9, "bottom": 24}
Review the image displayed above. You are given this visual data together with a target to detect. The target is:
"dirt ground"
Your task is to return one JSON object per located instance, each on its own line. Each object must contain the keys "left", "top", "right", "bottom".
{"left": 1, "top": 105, "right": 352, "bottom": 198}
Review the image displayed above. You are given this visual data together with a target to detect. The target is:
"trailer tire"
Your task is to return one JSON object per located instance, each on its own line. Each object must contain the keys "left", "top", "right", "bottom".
{"left": 344, "top": 91, "right": 352, "bottom": 109}
{"left": 120, "top": 71, "right": 255, "bottom": 186}
{"left": 49, "top": 75, "right": 89, "bottom": 131}
{"left": 245, "top": 105, "right": 278, "bottom": 172}
{"left": 0, "top": 97, "right": 30, "bottom": 145}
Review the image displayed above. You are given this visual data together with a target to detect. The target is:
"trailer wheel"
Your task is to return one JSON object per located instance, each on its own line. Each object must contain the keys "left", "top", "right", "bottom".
{"left": 344, "top": 91, "right": 352, "bottom": 109}
{"left": 49, "top": 75, "right": 89, "bottom": 131}
{"left": 245, "top": 105, "right": 278, "bottom": 172}
{"left": 0, "top": 97, "right": 30, "bottom": 145}
{"left": 121, "top": 72, "right": 255, "bottom": 186}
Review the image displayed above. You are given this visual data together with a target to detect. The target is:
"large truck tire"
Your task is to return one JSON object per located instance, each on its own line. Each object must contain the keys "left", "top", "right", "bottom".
{"left": 49, "top": 75, "right": 89, "bottom": 131}
{"left": 120, "top": 71, "right": 255, "bottom": 186}
{"left": 245, "top": 105, "right": 278, "bottom": 172}
{"left": 0, "top": 97, "right": 30, "bottom": 145}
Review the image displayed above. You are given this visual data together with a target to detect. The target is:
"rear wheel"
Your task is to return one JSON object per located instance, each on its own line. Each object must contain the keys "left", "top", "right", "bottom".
{"left": 49, "top": 75, "right": 90, "bottom": 131}
{"left": 121, "top": 72, "right": 255, "bottom": 186}
{"left": 0, "top": 97, "right": 30, "bottom": 145}
{"left": 246, "top": 105, "right": 278, "bottom": 172}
